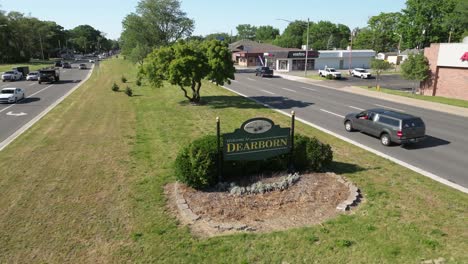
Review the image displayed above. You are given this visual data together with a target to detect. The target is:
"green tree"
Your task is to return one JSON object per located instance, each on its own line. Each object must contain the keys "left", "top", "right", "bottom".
{"left": 129, "top": 43, "right": 152, "bottom": 64}
{"left": 120, "top": 0, "right": 194, "bottom": 55}
{"left": 401, "top": 53, "right": 430, "bottom": 94}
{"left": 370, "top": 59, "right": 393, "bottom": 90}
{"left": 236, "top": 24, "right": 256, "bottom": 40}
{"left": 273, "top": 20, "right": 307, "bottom": 48}
{"left": 255, "top": 25, "right": 279, "bottom": 43}
{"left": 142, "top": 40, "right": 234, "bottom": 103}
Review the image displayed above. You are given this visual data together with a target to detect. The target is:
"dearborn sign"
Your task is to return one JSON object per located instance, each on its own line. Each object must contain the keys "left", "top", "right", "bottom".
{"left": 222, "top": 118, "right": 292, "bottom": 161}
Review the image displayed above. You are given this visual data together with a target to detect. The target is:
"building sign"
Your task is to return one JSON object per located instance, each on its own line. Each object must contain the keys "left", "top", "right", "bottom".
{"left": 287, "top": 51, "right": 319, "bottom": 59}
{"left": 223, "top": 118, "right": 291, "bottom": 161}
{"left": 461, "top": 52, "right": 468, "bottom": 62}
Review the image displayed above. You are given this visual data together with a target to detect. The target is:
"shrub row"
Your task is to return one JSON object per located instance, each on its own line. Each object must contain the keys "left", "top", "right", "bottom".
{"left": 174, "top": 134, "right": 333, "bottom": 189}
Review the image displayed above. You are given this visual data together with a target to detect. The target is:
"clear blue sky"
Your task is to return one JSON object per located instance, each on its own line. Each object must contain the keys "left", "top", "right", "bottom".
{"left": 0, "top": 0, "right": 407, "bottom": 40}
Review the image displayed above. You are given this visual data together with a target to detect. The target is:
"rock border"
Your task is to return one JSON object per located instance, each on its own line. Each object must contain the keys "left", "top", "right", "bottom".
{"left": 174, "top": 172, "right": 361, "bottom": 233}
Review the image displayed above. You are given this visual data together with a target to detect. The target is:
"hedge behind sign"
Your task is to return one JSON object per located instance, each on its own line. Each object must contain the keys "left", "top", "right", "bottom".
{"left": 223, "top": 118, "right": 291, "bottom": 161}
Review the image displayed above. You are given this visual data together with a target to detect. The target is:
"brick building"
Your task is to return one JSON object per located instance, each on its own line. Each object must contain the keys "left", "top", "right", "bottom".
{"left": 422, "top": 39, "right": 468, "bottom": 100}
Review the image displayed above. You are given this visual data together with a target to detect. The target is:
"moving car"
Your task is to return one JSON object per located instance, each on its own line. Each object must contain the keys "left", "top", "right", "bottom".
{"left": 89, "top": 59, "right": 95, "bottom": 63}
{"left": 344, "top": 108, "right": 426, "bottom": 146}
{"left": 12, "top": 66, "right": 30, "bottom": 77}
{"left": 351, "top": 68, "right": 372, "bottom": 79}
{"left": 255, "top": 66, "right": 274, "bottom": 77}
{"left": 26, "top": 71, "right": 39, "bottom": 81}
{"left": 1, "top": 70, "right": 23, "bottom": 82}
{"left": 62, "top": 62, "right": 71, "bottom": 69}
{"left": 54, "top": 61, "right": 63, "bottom": 67}
{"left": 79, "top": 63, "right": 87, "bottom": 69}
{"left": 0, "top": 87, "right": 25, "bottom": 103}
{"left": 38, "top": 68, "right": 60, "bottom": 84}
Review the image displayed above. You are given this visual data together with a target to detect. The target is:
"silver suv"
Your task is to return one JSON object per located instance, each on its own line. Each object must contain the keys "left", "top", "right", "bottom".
{"left": 344, "top": 109, "right": 426, "bottom": 146}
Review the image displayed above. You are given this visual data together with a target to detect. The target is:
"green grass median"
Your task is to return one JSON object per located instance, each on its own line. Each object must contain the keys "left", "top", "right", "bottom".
{"left": 0, "top": 58, "right": 466, "bottom": 263}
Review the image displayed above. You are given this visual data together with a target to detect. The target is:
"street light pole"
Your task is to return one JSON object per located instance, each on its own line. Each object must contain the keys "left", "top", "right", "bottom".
{"left": 39, "top": 34, "right": 45, "bottom": 61}
{"left": 304, "top": 18, "right": 310, "bottom": 76}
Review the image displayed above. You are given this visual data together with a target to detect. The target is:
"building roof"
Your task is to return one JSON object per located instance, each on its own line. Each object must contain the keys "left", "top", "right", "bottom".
{"left": 229, "top": 40, "right": 290, "bottom": 53}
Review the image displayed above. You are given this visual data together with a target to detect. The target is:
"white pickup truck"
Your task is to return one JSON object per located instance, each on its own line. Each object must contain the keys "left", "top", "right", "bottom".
{"left": 318, "top": 67, "right": 342, "bottom": 79}
{"left": 351, "top": 68, "right": 372, "bottom": 79}
{"left": 1, "top": 70, "right": 23, "bottom": 82}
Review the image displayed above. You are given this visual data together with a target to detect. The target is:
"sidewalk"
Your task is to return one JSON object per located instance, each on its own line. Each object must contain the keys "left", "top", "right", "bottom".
{"left": 274, "top": 72, "right": 468, "bottom": 118}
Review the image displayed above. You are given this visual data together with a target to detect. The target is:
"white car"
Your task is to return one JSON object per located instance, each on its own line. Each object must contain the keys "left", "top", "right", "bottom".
{"left": 26, "top": 71, "right": 39, "bottom": 81}
{"left": 351, "top": 68, "right": 372, "bottom": 79}
{"left": 1, "top": 70, "right": 23, "bottom": 82}
{"left": 0, "top": 87, "right": 25, "bottom": 103}
{"left": 89, "top": 59, "right": 95, "bottom": 63}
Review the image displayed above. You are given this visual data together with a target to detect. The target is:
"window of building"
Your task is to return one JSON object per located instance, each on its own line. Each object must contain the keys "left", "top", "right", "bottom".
{"left": 279, "top": 60, "right": 288, "bottom": 70}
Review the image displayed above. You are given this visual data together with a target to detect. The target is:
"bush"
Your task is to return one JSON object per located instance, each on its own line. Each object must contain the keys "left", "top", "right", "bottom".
{"left": 326, "top": 74, "right": 333, "bottom": 80}
{"left": 292, "top": 134, "right": 333, "bottom": 172}
{"left": 121, "top": 75, "right": 127, "bottom": 83}
{"left": 174, "top": 135, "right": 219, "bottom": 189}
{"left": 136, "top": 78, "right": 142, "bottom": 86}
{"left": 111, "top": 82, "right": 119, "bottom": 92}
{"left": 125, "top": 86, "right": 133, "bottom": 96}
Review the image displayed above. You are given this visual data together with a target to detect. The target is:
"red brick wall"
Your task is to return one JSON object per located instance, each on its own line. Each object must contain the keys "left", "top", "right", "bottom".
{"left": 435, "top": 67, "right": 468, "bottom": 100}
{"left": 421, "top": 44, "right": 439, "bottom": 96}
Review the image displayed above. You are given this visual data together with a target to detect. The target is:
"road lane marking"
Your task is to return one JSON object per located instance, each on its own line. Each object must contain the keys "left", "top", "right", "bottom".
{"left": 299, "top": 86, "right": 317, "bottom": 91}
{"left": 6, "top": 111, "right": 27, "bottom": 116}
{"left": 349, "top": 105, "right": 364, "bottom": 111}
{"left": 247, "top": 78, "right": 256, "bottom": 81}
{"left": 282, "top": 88, "right": 296, "bottom": 92}
{"left": 374, "top": 104, "right": 405, "bottom": 112}
{"left": 28, "top": 85, "right": 53, "bottom": 97}
{"left": 320, "top": 109, "right": 345, "bottom": 118}
{"left": 220, "top": 84, "right": 468, "bottom": 194}
{"left": 28, "top": 83, "right": 36, "bottom": 86}
{"left": 260, "top": 89, "right": 276, "bottom": 95}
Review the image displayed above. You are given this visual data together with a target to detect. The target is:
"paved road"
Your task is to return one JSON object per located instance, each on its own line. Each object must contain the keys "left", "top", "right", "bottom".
{"left": 0, "top": 62, "right": 92, "bottom": 146}
{"left": 225, "top": 72, "right": 468, "bottom": 189}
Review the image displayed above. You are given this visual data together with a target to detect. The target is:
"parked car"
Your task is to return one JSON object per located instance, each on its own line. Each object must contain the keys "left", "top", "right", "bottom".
{"left": 79, "top": 63, "right": 87, "bottom": 69}
{"left": 0, "top": 87, "right": 25, "bottom": 103}
{"left": 318, "top": 67, "right": 342, "bottom": 79}
{"left": 255, "top": 66, "right": 274, "bottom": 77}
{"left": 26, "top": 71, "right": 39, "bottom": 81}
{"left": 62, "top": 62, "right": 71, "bottom": 69}
{"left": 38, "top": 68, "right": 60, "bottom": 84}
{"left": 1, "top": 70, "right": 22, "bottom": 82}
{"left": 344, "top": 108, "right": 426, "bottom": 146}
{"left": 351, "top": 68, "right": 372, "bottom": 79}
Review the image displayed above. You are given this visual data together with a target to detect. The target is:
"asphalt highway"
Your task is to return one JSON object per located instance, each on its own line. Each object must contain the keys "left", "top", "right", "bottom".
{"left": 225, "top": 73, "right": 468, "bottom": 189}
{"left": 0, "top": 62, "right": 92, "bottom": 148}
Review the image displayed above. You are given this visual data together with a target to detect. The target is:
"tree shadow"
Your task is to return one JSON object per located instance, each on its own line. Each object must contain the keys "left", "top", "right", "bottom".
{"left": 401, "top": 135, "right": 450, "bottom": 150}
{"left": 326, "top": 161, "right": 368, "bottom": 175}
{"left": 190, "top": 95, "right": 313, "bottom": 110}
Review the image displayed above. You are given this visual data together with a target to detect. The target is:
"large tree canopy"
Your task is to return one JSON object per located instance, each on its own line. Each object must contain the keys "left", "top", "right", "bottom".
{"left": 142, "top": 40, "right": 234, "bottom": 103}
{"left": 120, "top": 0, "right": 194, "bottom": 56}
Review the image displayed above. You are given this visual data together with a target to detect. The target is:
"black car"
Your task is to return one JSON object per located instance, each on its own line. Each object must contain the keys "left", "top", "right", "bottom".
{"left": 344, "top": 108, "right": 426, "bottom": 146}
{"left": 62, "top": 62, "right": 71, "bottom": 68}
{"left": 38, "top": 68, "right": 60, "bottom": 84}
{"left": 54, "top": 61, "right": 63, "bottom": 67}
{"left": 255, "top": 66, "right": 274, "bottom": 77}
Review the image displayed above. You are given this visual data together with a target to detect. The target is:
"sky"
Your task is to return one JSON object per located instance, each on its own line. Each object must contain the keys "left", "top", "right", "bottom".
{"left": 0, "top": 0, "right": 407, "bottom": 40}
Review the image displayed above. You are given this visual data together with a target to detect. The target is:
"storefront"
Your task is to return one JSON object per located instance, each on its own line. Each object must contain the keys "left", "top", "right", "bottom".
{"left": 422, "top": 40, "right": 468, "bottom": 100}
{"left": 265, "top": 50, "right": 319, "bottom": 72}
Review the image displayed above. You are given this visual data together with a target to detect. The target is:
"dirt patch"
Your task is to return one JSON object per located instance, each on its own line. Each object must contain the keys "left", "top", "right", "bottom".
{"left": 165, "top": 173, "right": 356, "bottom": 237}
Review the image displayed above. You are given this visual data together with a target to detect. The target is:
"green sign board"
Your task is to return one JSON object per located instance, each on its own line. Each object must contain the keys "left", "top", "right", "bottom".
{"left": 223, "top": 118, "right": 291, "bottom": 161}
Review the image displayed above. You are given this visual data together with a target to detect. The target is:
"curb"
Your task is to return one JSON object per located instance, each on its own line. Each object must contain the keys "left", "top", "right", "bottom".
{"left": 0, "top": 65, "right": 95, "bottom": 152}
{"left": 220, "top": 85, "right": 468, "bottom": 194}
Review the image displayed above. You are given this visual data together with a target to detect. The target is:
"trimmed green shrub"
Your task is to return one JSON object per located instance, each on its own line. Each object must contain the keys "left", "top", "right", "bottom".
{"left": 136, "top": 78, "right": 142, "bottom": 86}
{"left": 174, "top": 135, "right": 219, "bottom": 189}
{"left": 121, "top": 75, "right": 127, "bottom": 83}
{"left": 125, "top": 86, "right": 133, "bottom": 96}
{"left": 111, "top": 82, "right": 119, "bottom": 92}
{"left": 292, "top": 134, "right": 333, "bottom": 171}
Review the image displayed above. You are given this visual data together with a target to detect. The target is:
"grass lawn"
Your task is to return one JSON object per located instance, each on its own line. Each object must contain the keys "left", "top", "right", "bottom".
{"left": 0, "top": 58, "right": 466, "bottom": 263}
{"left": 358, "top": 86, "right": 468, "bottom": 108}
{"left": 0, "top": 62, "right": 54, "bottom": 73}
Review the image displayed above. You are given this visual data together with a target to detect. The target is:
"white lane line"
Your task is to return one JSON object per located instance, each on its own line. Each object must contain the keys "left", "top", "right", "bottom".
{"left": 247, "top": 78, "right": 256, "bottom": 81}
{"left": 299, "top": 86, "right": 317, "bottom": 91}
{"left": 349, "top": 105, "right": 364, "bottom": 111}
{"left": 260, "top": 89, "right": 276, "bottom": 95}
{"left": 374, "top": 104, "right": 405, "bottom": 112}
{"left": 0, "top": 85, "right": 53, "bottom": 114}
{"left": 282, "top": 88, "right": 296, "bottom": 92}
{"left": 29, "top": 83, "right": 36, "bottom": 86}
{"left": 320, "top": 109, "right": 345, "bottom": 118}
{"left": 220, "top": 84, "right": 468, "bottom": 194}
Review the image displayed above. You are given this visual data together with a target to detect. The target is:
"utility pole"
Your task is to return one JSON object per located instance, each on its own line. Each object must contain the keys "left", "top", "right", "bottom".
{"left": 304, "top": 18, "right": 310, "bottom": 76}
{"left": 39, "top": 34, "right": 45, "bottom": 60}
{"left": 448, "top": 27, "right": 453, "bottom": 43}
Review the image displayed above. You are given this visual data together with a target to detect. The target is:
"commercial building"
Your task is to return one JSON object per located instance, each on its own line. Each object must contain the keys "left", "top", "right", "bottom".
{"left": 229, "top": 40, "right": 290, "bottom": 67}
{"left": 421, "top": 39, "right": 468, "bottom": 100}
